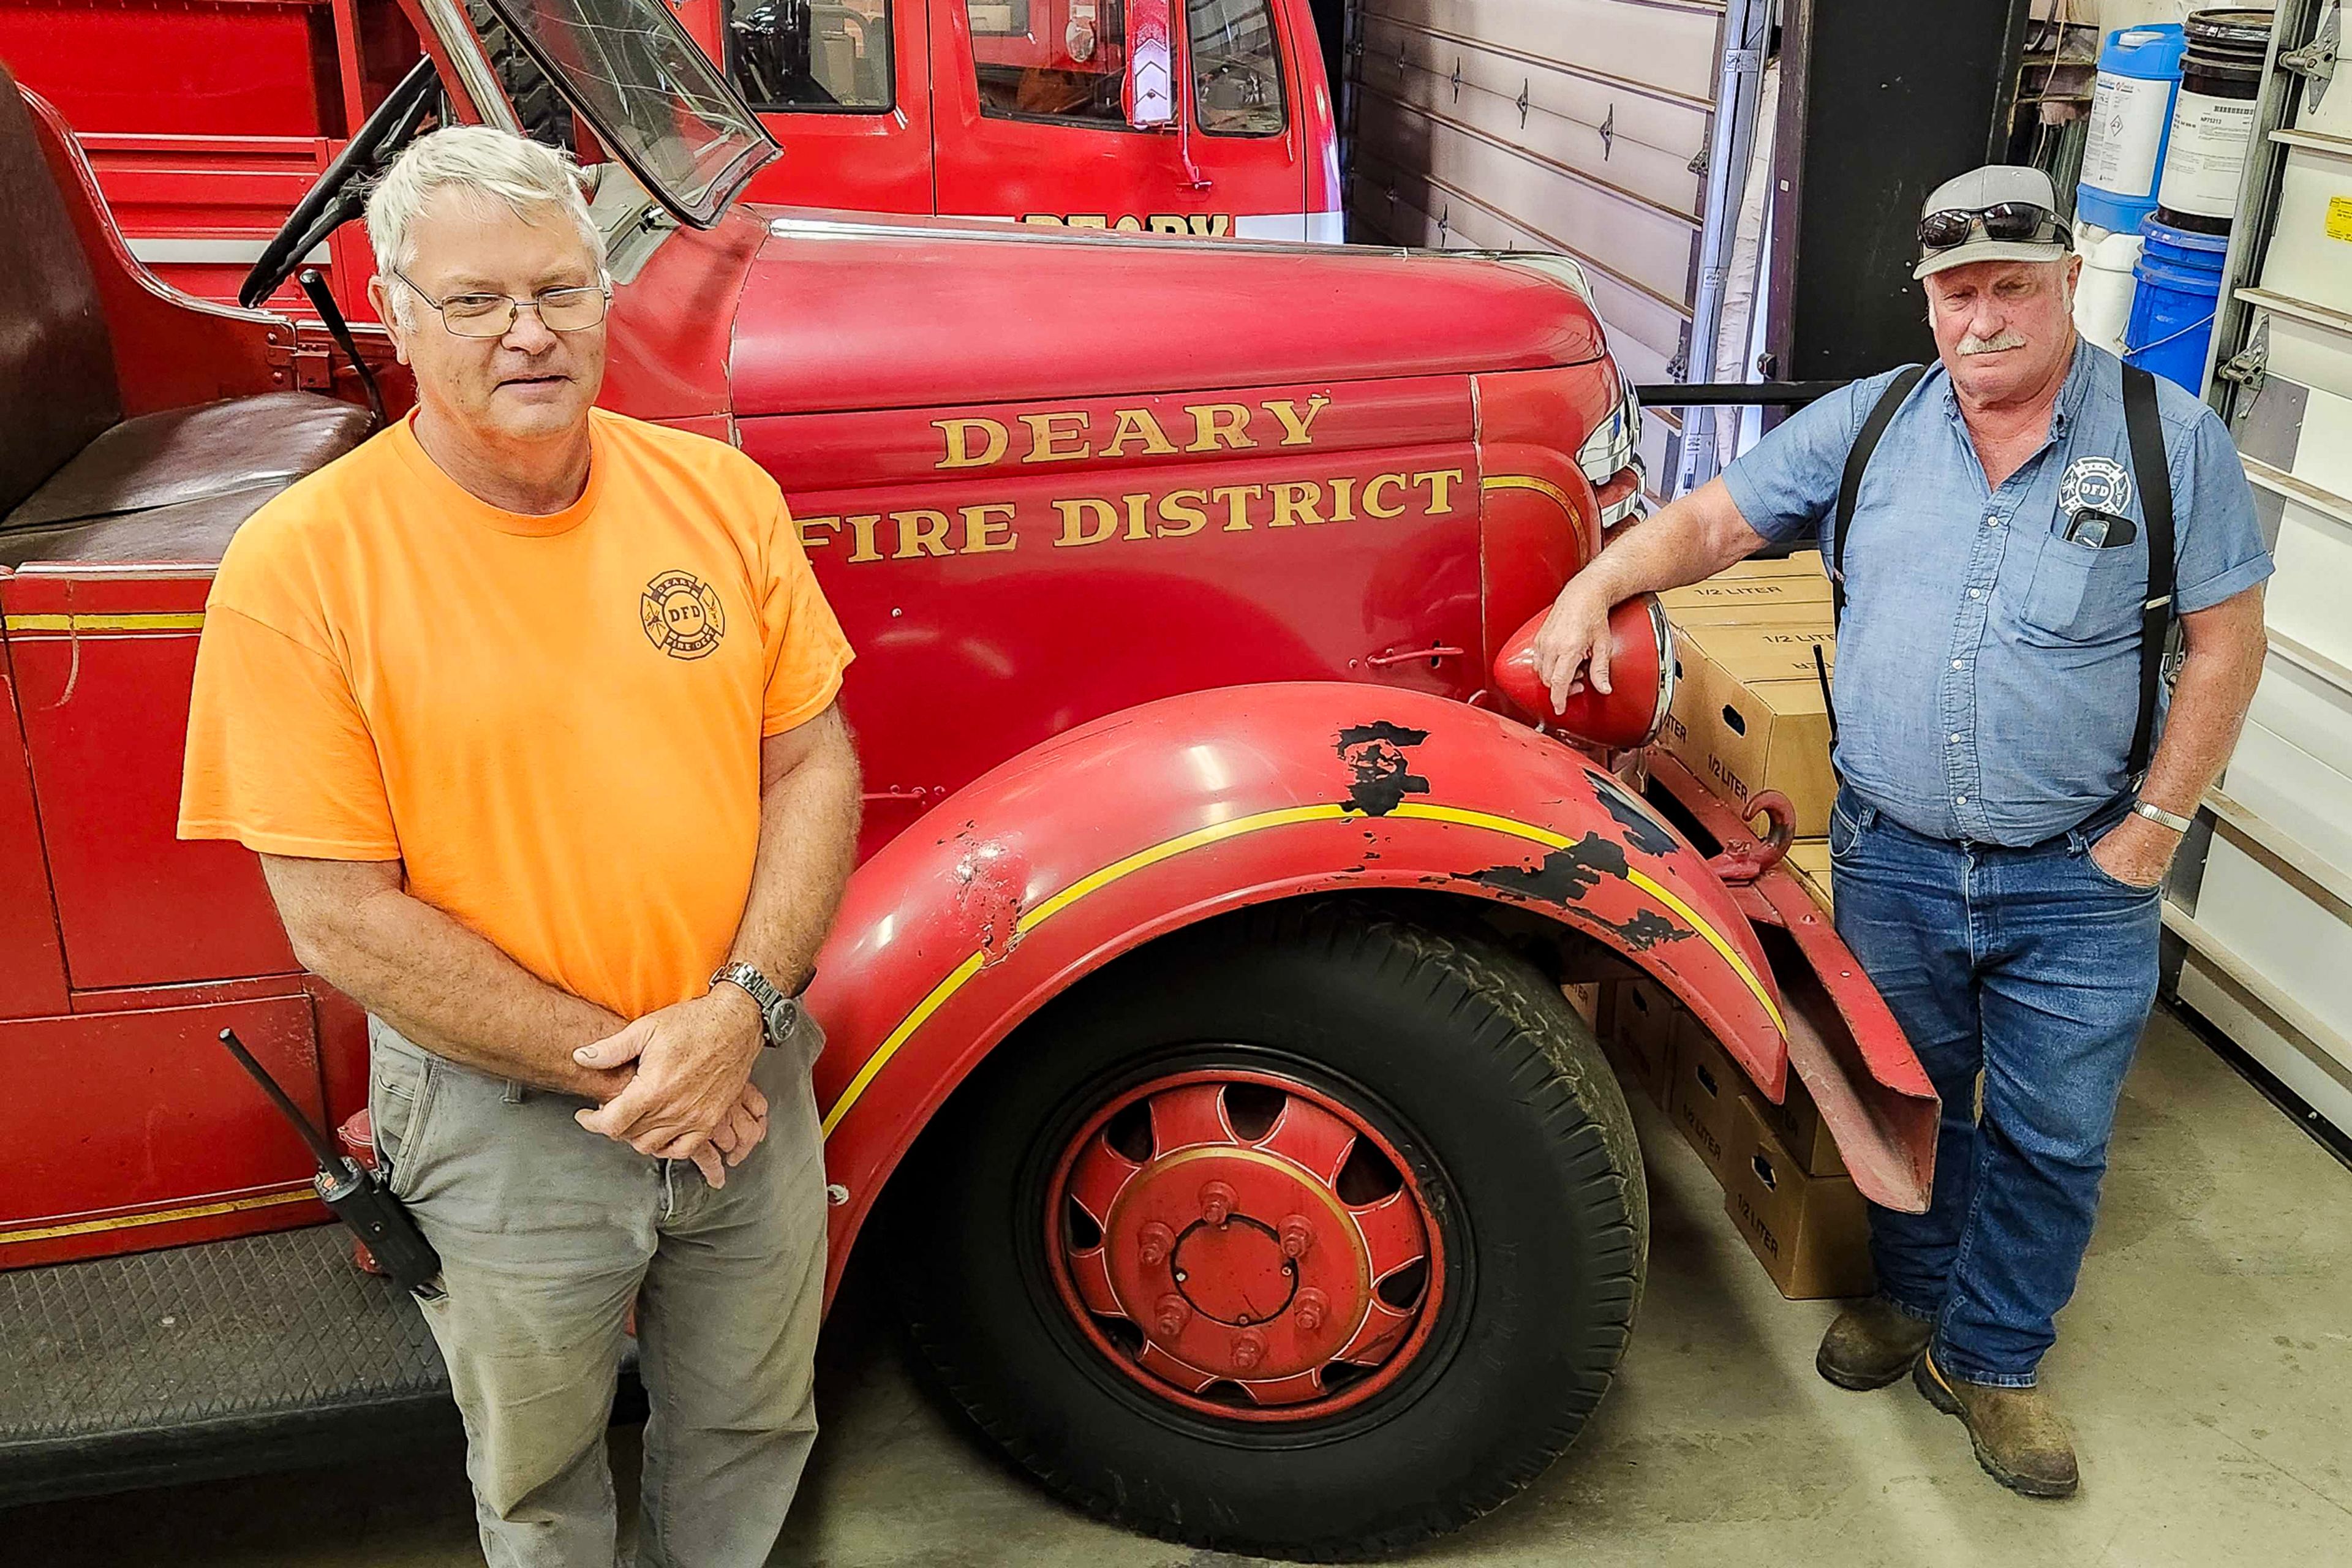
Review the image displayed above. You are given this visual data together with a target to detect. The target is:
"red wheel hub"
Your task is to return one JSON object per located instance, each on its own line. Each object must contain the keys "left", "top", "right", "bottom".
{"left": 1044, "top": 1068, "right": 1443, "bottom": 1421}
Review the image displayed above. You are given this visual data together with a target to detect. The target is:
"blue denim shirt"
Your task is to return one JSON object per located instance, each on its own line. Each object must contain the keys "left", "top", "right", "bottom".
{"left": 1721, "top": 341, "right": 2272, "bottom": 847}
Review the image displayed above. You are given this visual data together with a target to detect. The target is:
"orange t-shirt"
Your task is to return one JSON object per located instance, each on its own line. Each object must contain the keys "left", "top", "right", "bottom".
{"left": 178, "top": 409, "right": 853, "bottom": 1021}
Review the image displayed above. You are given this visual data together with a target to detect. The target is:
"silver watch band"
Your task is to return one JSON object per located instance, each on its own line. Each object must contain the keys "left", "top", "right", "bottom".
{"left": 2132, "top": 799, "right": 2194, "bottom": 834}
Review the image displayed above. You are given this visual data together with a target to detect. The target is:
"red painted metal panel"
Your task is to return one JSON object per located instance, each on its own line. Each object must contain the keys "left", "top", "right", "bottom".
{"left": 0, "top": 1, "right": 335, "bottom": 138}
{"left": 729, "top": 220, "right": 1604, "bottom": 417}
{"left": 739, "top": 377, "right": 1481, "bottom": 860}
{"left": 597, "top": 205, "right": 770, "bottom": 422}
{"left": 0, "top": 627, "right": 70, "bottom": 1020}
{"left": 0, "top": 993, "right": 326, "bottom": 1270}
{"left": 10, "top": 620, "right": 300, "bottom": 990}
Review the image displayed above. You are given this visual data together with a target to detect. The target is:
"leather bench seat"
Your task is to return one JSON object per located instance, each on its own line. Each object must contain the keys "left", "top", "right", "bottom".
{"left": 0, "top": 392, "right": 372, "bottom": 569}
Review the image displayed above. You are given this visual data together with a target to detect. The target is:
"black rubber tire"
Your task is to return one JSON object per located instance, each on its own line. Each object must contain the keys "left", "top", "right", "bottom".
{"left": 462, "top": 2, "right": 575, "bottom": 149}
{"left": 884, "top": 900, "right": 1646, "bottom": 1561}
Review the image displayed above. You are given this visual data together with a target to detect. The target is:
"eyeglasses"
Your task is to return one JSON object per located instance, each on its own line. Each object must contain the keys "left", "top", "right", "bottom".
{"left": 393, "top": 268, "right": 611, "bottom": 337}
{"left": 1917, "top": 202, "right": 2071, "bottom": 254}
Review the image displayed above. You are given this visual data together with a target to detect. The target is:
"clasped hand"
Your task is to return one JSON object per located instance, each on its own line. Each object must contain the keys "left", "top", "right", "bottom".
{"left": 573, "top": 989, "right": 769, "bottom": 1188}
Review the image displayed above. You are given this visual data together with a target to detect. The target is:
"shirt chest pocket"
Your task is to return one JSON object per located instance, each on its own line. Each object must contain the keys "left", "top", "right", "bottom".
{"left": 2019, "top": 529, "right": 2148, "bottom": 643}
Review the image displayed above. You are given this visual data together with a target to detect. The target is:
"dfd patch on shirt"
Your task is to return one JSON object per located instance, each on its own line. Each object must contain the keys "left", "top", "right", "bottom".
{"left": 2057, "top": 454, "right": 2133, "bottom": 520}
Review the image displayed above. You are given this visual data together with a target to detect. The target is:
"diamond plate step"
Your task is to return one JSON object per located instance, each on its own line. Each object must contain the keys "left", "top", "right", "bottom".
{"left": 0, "top": 1223, "right": 453, "bottom": 1505}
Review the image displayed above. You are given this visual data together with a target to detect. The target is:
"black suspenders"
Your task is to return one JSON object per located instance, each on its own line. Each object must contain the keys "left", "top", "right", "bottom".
{"left": 1827, "top": 360, "right": 2177, "bottom": 783}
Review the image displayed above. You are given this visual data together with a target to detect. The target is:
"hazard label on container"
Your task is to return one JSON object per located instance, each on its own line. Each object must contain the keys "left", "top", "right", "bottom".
{"left": 2329, "top": 196, "right": 2352, "bottom": 244}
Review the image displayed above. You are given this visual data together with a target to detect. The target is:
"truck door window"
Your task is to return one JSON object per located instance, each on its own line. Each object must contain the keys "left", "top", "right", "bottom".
{"left": 1188, "top": 0, "right": 1283, "bottom": 135}
{"left": 967, "top": 0, "right": 1133, "bottom": 127}
{"left": 728, "top": 0, "right": 894, "bottom": 111}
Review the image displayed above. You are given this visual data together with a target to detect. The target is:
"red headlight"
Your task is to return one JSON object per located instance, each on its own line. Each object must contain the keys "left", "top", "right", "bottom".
{"left": 1489, "top": 593, "right": 1676, "bottom": 751}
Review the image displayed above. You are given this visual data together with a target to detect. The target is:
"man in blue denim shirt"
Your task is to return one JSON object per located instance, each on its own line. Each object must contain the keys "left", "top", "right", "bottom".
{"left": 1531, "top": 166, "right": 2270, "bottom": 1499}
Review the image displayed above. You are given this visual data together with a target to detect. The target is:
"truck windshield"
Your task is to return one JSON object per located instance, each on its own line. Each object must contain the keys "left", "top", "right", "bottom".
{"left": 481, "top": 0, "right": 778, "bottom": 225}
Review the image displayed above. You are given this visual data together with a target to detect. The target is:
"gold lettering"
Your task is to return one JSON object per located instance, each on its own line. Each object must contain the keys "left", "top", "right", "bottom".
{"left": 1054, "top": 498, "right": 1120, "bottom": 547}
{"left": 843, "top": 514, "right": 884, "bottom": 563}
{"left": 1270, "top": 481, "right": 1326, "bottom": 528}
{"left": 936, "top": 417, "right": 1010, "bottom": 470}
{"left": 1263, "top": 394, "right": 1332, "bottom": 448}
{"left": 1158, "top": 489, "right": 1210, "bottom": 537}
{"left": 1021, "top": 411, "right": 1093, "bottom": 464}
{"left": 1414, "top": 468, "right": 1463, "bottom": 514}
{"left": 1328, "top": 477, "right": 1359, "bottom": 522}
{"left": 1186, "top": 215, "right": 1232, "bottom": 236}
{"left": 1210, "top": 483, "right": 1263, "bottom": 530}
{"left": 1147, "top": 214, "right": 1188, "bottom": 235}
{"left": 1121, "top": 494, "right": 1153, "bottom": 540}
{"left": 1021, "top": 214, "right": 1066, "bottom": 227}
{"left": 959, "top": 502, "right": 1017, "bottom": 554}
{"left": 796, "top": 514, "right": 841, "bottom": 552}
{"left": 1102, "top": 407, "right": 1179, "bottom": 458}
{"left": 1363, "top": 473, "right": 1407, "bottom": 519}
{"left": 1185, "top": 404, "right": 1258, "bottom": 453}
{"left": 1112, "top": 214, "right": 1145, "bottom": 232}
{"left": 1068, "top": 214, "right": 1110, "bottom": 230}
{"left": 892, "top": 510, "right": 953, "bottom": 559}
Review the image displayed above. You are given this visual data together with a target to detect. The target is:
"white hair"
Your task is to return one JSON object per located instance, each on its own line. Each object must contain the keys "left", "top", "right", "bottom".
{"left": 364, "top": 126, "right": 604, "bottom": 327}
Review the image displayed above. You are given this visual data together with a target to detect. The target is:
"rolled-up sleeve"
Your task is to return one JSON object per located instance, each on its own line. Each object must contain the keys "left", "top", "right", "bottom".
{"left": 1719, "top": 368, "right": 1912, "bottom": 546}
{"left": 2171, "top": 405, "right": 2274, "bottom": 614}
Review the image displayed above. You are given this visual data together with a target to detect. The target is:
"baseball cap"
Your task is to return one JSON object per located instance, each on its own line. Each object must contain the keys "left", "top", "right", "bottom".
{"left": 1913, "top": 164, "right": 2073, "bottom": 280}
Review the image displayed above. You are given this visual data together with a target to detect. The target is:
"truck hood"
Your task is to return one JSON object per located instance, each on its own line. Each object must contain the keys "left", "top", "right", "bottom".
{"left": 728, "top": 210, "right": 1607, "bottom": 417}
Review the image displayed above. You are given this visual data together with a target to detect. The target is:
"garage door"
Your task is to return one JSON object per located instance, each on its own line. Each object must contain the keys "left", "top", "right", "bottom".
{"left": 2169, "top": 0, "right": 2352, "bottom": 1144}
{"left": 1341, "top": 0, "right": 1766, "bottom": 494}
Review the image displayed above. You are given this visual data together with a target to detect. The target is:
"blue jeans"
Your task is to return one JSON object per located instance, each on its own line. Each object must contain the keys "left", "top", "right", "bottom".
{"left": 1829, "top": 785, "right": 2160, "bottom": 1387}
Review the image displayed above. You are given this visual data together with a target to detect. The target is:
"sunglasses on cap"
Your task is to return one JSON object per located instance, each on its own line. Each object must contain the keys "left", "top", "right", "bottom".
{"left": 1917, "top": 202, "right": 2071, "bottom": 253}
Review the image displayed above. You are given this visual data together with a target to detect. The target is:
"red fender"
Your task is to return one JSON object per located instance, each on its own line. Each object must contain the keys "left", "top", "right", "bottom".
{"left": 805, "top": 682, "right": 1790, "bottom": 1292}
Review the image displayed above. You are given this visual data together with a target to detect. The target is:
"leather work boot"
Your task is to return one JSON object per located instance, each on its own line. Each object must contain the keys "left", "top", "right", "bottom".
{"left": 1815, "top": 1296, "right": 1935, "bottom": 1390}
{"left": 1914, "top": 1349, "right": 2081, "bottom": 1499}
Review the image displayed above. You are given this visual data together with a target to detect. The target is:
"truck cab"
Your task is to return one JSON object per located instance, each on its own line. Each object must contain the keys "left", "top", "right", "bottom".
{"left": 0, "top": 0, "right": 1338, "bottom": 315}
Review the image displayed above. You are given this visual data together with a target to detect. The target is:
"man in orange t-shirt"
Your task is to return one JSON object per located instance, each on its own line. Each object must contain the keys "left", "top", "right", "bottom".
{"left": 178, "top": 127, "right": 860, "bottom": 1567}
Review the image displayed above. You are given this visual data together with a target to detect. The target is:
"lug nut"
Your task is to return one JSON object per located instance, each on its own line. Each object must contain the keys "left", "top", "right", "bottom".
{"left": 1295, "top": 1288, "right": 1329, "bottom": 1332}
{"left": 1200, "top": 1180, "right": 1237, "bottom": 1226}
{"left": 1231, "top": 1329, "right": 1266, "bottom": 1370}
{"left": 1137, "top": 1221, "right": 1176, "bottom": 1268}
{"left": 1280, "top": 1213, "right": 1313, "bottom": 1259}
{"left": 1154, "top": 1294, "right": 1190, "bottom": 1338}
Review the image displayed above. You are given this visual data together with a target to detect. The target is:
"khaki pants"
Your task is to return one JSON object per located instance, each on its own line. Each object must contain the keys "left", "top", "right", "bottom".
{"left": 369, "top": 1017, "right": 827, "bottom": 1567}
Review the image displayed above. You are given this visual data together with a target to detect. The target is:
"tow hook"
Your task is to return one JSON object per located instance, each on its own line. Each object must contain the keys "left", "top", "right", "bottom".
{"left": 1705, "top": 790, "right": 1796, "bottom": 884}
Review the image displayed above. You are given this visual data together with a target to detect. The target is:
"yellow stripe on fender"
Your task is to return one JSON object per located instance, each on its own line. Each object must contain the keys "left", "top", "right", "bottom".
{"left": 1386, "top": 802, "right": 1784, "bottom": 1033}
{"left": 820, "top": 799, "right": 1781, "bottom": 1140}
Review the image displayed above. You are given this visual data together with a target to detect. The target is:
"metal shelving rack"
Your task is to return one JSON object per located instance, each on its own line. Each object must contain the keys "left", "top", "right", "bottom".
{"left": 2166, "top": 0, "right": 2352, "bottom": 1145}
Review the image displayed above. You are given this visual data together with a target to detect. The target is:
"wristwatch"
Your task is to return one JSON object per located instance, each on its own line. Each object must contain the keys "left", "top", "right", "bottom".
{"left": 710, "top": 962, "right": 804, "bottom": 1050}
{"left": 2132, "top": 800, "right": 2195, "bottom": 834}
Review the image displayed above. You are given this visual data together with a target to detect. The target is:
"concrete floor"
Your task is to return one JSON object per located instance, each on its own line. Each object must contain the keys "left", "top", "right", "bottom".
{"left": 9, "top": 1005, "right": 2350, "bottom": 1567}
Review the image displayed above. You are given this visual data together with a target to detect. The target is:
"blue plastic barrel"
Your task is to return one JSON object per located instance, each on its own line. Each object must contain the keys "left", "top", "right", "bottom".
{"left": 2123, "top": 215, "right": 2228, "bottom": 391}
{"left": 2077, "top": 24, "right": 2186, "bottom": 235}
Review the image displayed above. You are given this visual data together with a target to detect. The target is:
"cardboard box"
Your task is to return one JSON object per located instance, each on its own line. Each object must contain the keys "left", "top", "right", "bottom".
{"left": 1785, "top": 839, "right": 1833, "bottom": 914}
{"left": 1733, "top": 549, "right": 1825, "bottom": 579}
{"left": 1660, "top": 575, "right": 1832, "bottom": 621}
{"left": 1668, "top": 1029, "right": 1743, "bottom": 1185}
{"left": 1752, "top": 1068, "right": 1844, "bottom": 1177}
{"left": 1681, "top": 665, "right": 1838, "bottom": 837}
{"left": 1722, "top": 1096, "right": 1874, "bottom": 1299}
{"left": 1611, "top": 976, "right": 1679, "bottom": 1109}
{"left": 1687, "top": 624, "right": 1836, "bottom": 687}
{"left": 1562, "top": 980, "right": 1607, "bottom": 1033}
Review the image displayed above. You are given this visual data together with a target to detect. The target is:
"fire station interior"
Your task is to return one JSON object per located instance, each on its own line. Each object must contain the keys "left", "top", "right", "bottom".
{"left": 2, "top": 1, "right": 2348, "bottom": 1564}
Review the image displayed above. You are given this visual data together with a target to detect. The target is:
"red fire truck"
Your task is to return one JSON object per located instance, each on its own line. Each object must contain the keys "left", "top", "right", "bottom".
{"left": 0, "top": 0, "right": 1934, "bottom": 1556}
{"left": 0, "top": 0, "right": 1339, "bottom": 316}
